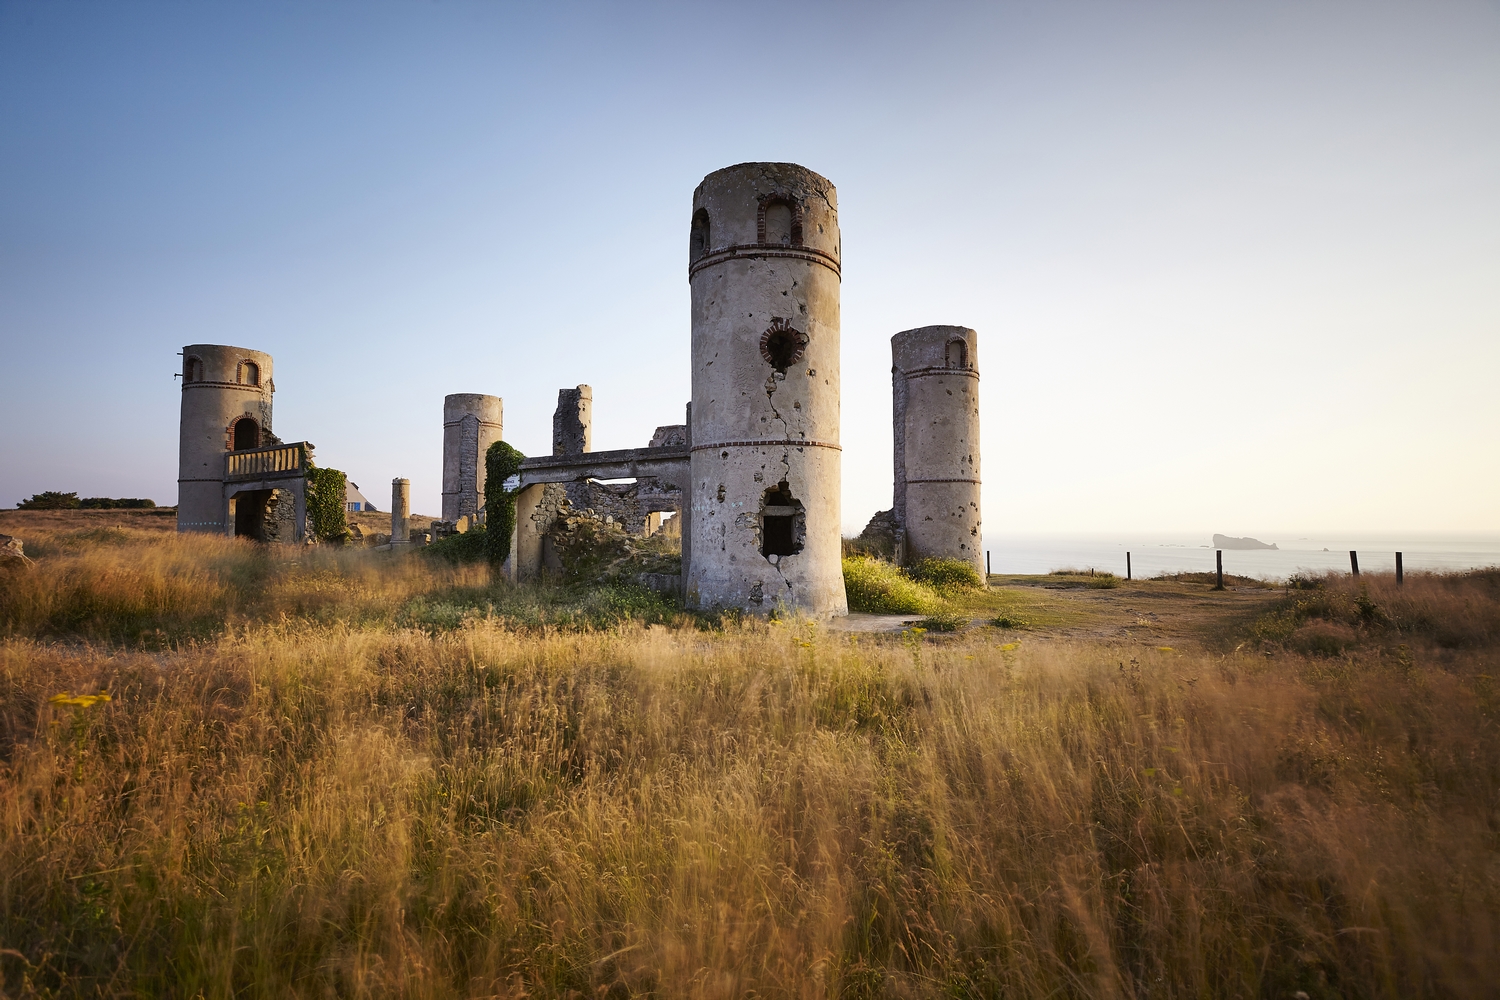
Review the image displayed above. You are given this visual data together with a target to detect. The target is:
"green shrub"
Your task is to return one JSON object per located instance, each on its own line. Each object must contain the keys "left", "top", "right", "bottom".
{"left": 908, "top": 557, "right": 983, "bottom": 593}
{"left": 991, "top": 612, "right": 1030, "bottom": 629}
{"left": 17, "top": 491, "right": 80, "bottom": 510}
{"left": 842, "top": 557, "right": 943, "bottom": 614}
{"left": 483, "top": 441, "right": 526, "bottom": 566}
{"left": 79, "top": 497, "right": 157, "bottom": 509}
{"left": 304, "top": 467, "right": 350, "bottom": 543}
{"left": 914, "top": 611, "right": 970, "bottom": 632}
{"left": 424, "top": 525, "right": 488, "bottom": 564}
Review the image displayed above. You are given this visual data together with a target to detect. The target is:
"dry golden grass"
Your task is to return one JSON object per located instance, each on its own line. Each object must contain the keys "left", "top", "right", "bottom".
{"left": 1, "top": 528, "right": 1497, "bottom": 997}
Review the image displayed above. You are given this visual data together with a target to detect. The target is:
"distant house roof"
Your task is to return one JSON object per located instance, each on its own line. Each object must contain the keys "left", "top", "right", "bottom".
{"left": 346, "top": 482, "right": 375, "bottom": 511}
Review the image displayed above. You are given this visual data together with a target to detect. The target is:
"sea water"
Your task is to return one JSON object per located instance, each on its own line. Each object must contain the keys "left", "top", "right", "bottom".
{"left": 982, "top": 533, "right": 1500, "bottom": 580}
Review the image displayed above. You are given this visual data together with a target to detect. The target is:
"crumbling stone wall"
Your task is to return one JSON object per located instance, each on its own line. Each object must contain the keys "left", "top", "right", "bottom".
{"left": 553, "top": 386, "right": 592, "bottom": 456}
{"left": 262, "top": 488, "right": 298, "bottom": 544}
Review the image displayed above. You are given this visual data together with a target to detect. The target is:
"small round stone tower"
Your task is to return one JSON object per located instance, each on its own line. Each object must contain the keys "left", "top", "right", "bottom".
{"left": 178, "top": 344, "right": 275, "bottom": 533}
{"left": 892, "top": 325, "right": 982, "bottom": 577}
{"left": 685, "top": 162, "right": 847, "bottom": 616}
{"left": 442, "top": 393, "right": 503, "bottom": 521}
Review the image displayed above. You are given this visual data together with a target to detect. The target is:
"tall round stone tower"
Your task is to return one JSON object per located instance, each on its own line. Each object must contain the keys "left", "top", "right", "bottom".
{"left": 442, "top": 393, "right": 503, "bottom": 522}
{"left": 685, "top": 162, "right": 847, "bottom": 616}
{"left": 892, "top": 325, "right": 982, "bottom": 577}
{"left": 178, "top": 344, "right": 275, "bottom": 533}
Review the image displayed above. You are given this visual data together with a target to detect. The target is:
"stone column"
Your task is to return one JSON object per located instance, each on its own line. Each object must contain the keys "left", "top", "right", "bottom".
{"left": 391, "top": 478, "right": 410, "bottom": 545}
{"left": 891, "top": 325, "right": 982, "bottom": 578}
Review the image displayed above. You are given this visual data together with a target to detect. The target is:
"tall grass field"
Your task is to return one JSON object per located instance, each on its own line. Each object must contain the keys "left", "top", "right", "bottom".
{"left": 2, "top": 517, "right": 1497, "bottom": 998}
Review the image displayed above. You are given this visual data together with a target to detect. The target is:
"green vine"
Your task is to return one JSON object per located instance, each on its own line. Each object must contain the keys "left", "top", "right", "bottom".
{"left": 483, "top": 441, "right": 526, "bottom": 566}
{"left": 304, "top": 466, "right": 350, "bottom": 544}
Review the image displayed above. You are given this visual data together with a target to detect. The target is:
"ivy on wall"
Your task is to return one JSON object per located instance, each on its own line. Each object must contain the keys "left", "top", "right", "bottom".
{"left": 304, "top": 467, "right": 350, "bottom": 544}
{"left": 483, "top": 441, "right": 526, "bottom": 566}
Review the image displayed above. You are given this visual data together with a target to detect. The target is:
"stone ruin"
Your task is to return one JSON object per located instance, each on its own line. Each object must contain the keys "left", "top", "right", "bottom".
{"left": 176, "top": 344, "right": 315, "bottom": 543}
{"left": 174, "top": 163, "right": 985, "bottom": 615}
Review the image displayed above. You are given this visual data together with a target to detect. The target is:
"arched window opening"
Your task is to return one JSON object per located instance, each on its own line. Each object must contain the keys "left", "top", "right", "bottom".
{"left": 233, "top": 417, "right": 260, "bottom": 451}
{"left": 763, "top": 201, "right": 793, "bottom": 245}
{"left": 239, "top": 361, "right": 260, "bottom": 386}
{"left": 689, "top": 209, "right": 711, "bottom": 260}
{"left": 184, "top": 357, "right": 202, "bottom": 383}
{"left": 945, "top": 338, "right": 969, "bottom": 369}
{"left": 760, "top": 481, "right": 805, "bottom": 559}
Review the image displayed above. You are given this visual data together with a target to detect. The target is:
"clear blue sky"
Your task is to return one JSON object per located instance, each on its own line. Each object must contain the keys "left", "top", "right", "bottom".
{"left": 2, "top": 1, "right": 1497, "bottom": 534}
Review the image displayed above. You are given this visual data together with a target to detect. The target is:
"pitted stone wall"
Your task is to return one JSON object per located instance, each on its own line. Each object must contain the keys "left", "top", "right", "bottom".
{"left": 685, "top": 162, "right": 847, "bottom": 617}
{"left": 553, "top": 386, "right": 592, "bottom": 456}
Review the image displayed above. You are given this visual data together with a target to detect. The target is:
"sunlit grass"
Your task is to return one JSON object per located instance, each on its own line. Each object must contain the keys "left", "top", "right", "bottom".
{"left": 1, "top": 528, "right": 1497, "bottom": 997}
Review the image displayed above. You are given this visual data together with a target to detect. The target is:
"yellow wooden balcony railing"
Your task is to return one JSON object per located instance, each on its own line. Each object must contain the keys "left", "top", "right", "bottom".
{"left": 225, "top": 442, "right": 310, "bottom": 481}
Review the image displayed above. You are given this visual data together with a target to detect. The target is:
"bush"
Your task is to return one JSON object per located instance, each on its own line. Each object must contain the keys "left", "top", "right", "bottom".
{"left": 483, "top": 441, "right": 526, "bottom": 566}
{"left": 842, "top": 557, "right": 942, "bottom": 614}
{"left": 304, "top": 467, "right": 349, "bottom": 543}
{"left": 17, "top": 491, "right": 80, "bottom": 510}
{"left": 914, "top": 611, "right": 970, "bottom": 632}
{"left": 79, "top": 497, "right": 157, "bottom": 509}
{"left": 1050, "top": 568, "right": 1121, "bottom": 589}
{"left": 909, "top": 557, "right": 983, "bottom": 593}
{"left": 424, "top": 524, "right": 489, "bottom": 564}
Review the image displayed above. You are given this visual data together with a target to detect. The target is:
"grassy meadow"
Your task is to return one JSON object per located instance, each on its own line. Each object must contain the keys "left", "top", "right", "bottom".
{"left": 1, "top": 512, "right": 1498, "bottom": 998}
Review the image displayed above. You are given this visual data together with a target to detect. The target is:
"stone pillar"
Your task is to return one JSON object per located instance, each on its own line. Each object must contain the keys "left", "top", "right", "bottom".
{"left": 391, "top": 478, "right": 410, "bottom": 545}
{"left": 177, "top": 344, "right": 274, "bottom": 534}
{"left": 892, "top": 325, "right": 982, "bottom": 578}
{"left": 552, "top": 386, "right": 592, "bottom": 456}
{"left": 684, "top": 162, "right": 847, "bottom": 617}
{"left": 442, "top": 393, "right": 503, "bottom": 522}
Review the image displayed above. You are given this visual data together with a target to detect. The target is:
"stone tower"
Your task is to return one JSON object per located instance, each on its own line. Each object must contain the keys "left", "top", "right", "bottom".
{"left": 441, "top": 393, "right": 503, "bottom": 521}
{"left": 892, "top": 325, "right": 982, "bottom": 577}
{"left": 552, "top": 386, "right": 592, "bottom": 456}
{"left": 685, "top": 162, "right": 847, "bottom": 616}
{"left": 178, "top": 344, "right": 275, "bottom": 533}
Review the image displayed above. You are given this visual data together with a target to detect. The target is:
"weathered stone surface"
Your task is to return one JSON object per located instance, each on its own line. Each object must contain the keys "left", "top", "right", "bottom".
{"left": 442, "top": 393, "right": 503, "bottom": 522}
{"left": 857, "top": 508, "right": 899, "bottom": 559}
{"left": 685, "top": 162, "right": 847, "bottom": 617}
{"left": 0, "top": 534, "right": 35, "bottom": 569}
{"left": 553, "top": 386, "right": 592, "bottom": 456}
{"left": 649, "top": 424, "right": 687, "bottom": 448}
{"left": 391, "top": 478, "right": 411, "bottom": 544}
{"left": 892, "top": 325, "right": 982, "bottom": 577}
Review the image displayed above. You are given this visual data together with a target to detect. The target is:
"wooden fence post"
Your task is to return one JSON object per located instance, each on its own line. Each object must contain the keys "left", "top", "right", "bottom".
{"left": 986, "top": 550, "right": 991, "bottom": 577}
{"left": 1350, "top": 551, "right": 1360, "bottom": 577}
{"left": 1215, "top": 550, "right": 1224, "bottom": 590}
{"left": 1396, "top": 552, "right": 1403, "bottom": 585}
{"left": 1127, "top": 552, "right": 1132, "bottom": 580}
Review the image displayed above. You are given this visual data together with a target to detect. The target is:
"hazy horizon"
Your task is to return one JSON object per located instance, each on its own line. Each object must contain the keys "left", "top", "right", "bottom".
{"left": 3, "top": 1, "right": 1497, "bottom": 534}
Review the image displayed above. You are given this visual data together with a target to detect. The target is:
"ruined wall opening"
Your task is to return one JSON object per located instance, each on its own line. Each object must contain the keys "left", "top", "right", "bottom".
{"left": 760, "top": 319, "right": 808, "bottom": 373}
{"left": 689, "top": 209, "right": 711, "bottom": 260}
{"left": 238, "top": 360, "right": 260, "bottom": 386}
{"left": 233, "top": 417, "right": 260, "bottom": 451}
{"left": 232, "top": 488, "right": 270, "bottom": 541}
{"left": 184, "top": 357, "right": 202, "bottom": 383}
{"left": 760, "top": 481, "right": 805, "bottom": 560}
{"left": 945, "top": 338, "right": 969, "bottom": 369}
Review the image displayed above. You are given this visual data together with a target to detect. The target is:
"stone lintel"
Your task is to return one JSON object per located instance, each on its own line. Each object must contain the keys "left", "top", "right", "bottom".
{"left": 519, "top": 446, "right": 690, "bottom": 486}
